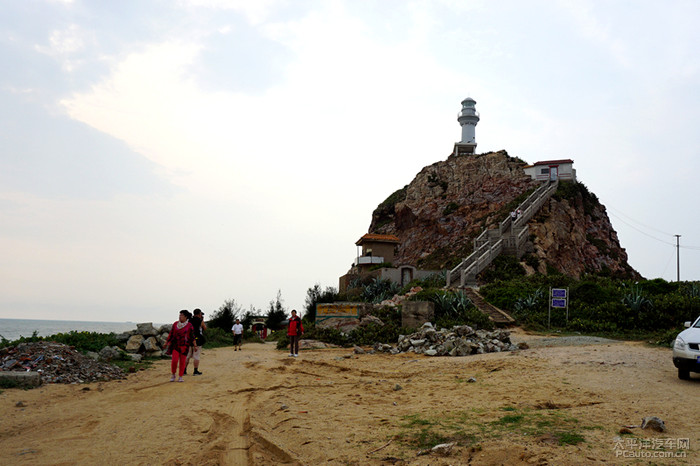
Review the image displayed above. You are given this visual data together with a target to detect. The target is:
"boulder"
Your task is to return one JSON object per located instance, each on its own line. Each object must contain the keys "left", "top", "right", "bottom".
{"left": 86, "top": 351, "right": 99, "bottom": 360}
{"left": 125, "top": 335, "right": 145, "bottom": 353}
{"left": 136, "top": 323, "right": 158, "bottom": 337}
{"left": 158, "top": 324, "right": 172, "bottom": 334}
{"left": 142, "top": 337, "right": 160, "bottom": 352}
{"left": 114, "top": 332, "right": 131, "bottom": 343}
{"left": 157, "top": 334, "right": 169, "bottom": 347}
{"left": 128, "top": 353, "right": 143, "bottom": 362}
{"left": 99, "top": 346, "right": 121, "bottom": 362}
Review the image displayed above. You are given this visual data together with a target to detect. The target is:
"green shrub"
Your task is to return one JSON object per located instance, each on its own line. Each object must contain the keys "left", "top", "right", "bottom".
{"left": 641, "top": 278, "right": 678, "bottom": 296}
{"left": 0, "top": 331, "right": 120, "bottom": 353}
{"left": 522, "top": 254, "right": 540, "bottom": 270}
{"left": 566, "top": 318, "right": 618, "bottom": 333}
{"left": 49, "top": 331, "right": 120, "bottom": 353}
{"left": 202, "top": 327, "right": 234, "bottom": 348}
{"left": 479, "top": 255, "right": 526, "bottom": 282}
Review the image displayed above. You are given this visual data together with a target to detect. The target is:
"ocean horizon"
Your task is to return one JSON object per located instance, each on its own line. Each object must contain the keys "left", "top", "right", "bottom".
{"left": 0, "top": 318, "right": 165, "bottom": 342}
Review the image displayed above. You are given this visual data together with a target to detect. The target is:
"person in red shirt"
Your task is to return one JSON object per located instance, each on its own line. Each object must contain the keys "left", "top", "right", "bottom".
{"left": 164, "top": 310, "right": 196, "bottom": 382}
{"left": 287, "top": 309, "right": 304, "bottom": 357}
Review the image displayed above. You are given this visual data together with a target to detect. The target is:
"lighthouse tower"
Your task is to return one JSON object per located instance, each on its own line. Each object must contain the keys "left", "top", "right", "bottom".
{"left": 453, "top": 97, "right": 480, "bottom": 156}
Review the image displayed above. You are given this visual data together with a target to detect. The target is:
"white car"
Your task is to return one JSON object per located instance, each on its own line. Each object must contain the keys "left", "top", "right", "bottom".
{"left": 673, "top": 316, "right": 700, "bottom": 380}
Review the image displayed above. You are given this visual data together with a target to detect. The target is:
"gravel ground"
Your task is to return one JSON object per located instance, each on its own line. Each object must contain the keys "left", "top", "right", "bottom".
{"left": 510, "top": 333, "right": 622, "bottom": 348}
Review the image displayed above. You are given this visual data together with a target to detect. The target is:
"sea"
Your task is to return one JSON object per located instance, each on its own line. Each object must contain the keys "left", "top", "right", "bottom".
{"left": 0, "top": 318, "right": 163, "bottom": 342}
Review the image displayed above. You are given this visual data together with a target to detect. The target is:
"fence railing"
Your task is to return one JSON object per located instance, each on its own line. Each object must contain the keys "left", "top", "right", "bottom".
{"left": 459, "top": 239, "right": 503, "bottom": 287}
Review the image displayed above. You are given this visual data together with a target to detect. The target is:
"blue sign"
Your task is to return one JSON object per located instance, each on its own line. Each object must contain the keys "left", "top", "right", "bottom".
{"left": 552, "top": 288, "right": 567, "bottom": 298}
{"left": 551, "top": 299, "right": 567, "bottom": 308}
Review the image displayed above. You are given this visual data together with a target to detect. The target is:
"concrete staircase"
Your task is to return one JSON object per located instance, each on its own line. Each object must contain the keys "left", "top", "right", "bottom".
{"left": 461, "top": 288, "right": 515, "bottom": 326}
{"left": 446, "top": 180, "right": 559, "bottom": 288}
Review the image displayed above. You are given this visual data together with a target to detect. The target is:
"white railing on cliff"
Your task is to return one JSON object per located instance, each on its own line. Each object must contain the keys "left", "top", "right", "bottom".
{"left": 446, "top": 180, "right": 559, "bottom": 287}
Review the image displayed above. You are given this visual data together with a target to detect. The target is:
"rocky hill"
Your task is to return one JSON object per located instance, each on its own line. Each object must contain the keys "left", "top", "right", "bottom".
{"left": 368, "top": 150, "right": 639, "bottom": 280}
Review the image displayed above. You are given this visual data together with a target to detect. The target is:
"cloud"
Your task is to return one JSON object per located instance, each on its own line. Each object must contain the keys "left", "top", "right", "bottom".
{"left": 34, "top": 24, "right": 93, "bottom": 72}
{"left": 179, "top": 0, "right": 283, "bottom": 24}
{"left": 60, "top": 3, "right": 477, "bottom": 206}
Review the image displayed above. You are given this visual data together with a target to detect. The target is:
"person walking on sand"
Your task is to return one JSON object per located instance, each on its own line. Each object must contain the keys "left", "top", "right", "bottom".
{"left": 185, "top": 308, "right": 206, "bottom": 375}
{"left": 287, "top": 309, "right": 304, "bottom": 357}
{"left": 231, "top": 318, "right": 243, "bottom": 351}
{"left": 165, "top": 310, "right": 196, "bottom": 382}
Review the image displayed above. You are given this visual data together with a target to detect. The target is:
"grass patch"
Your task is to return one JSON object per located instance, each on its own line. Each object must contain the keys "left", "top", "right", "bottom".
{"left": 401, "top": 414, "right": 436, "bottom": 427}
{"left": 493, "top": 414, "right": 525, "bottom": 425}
{"left": 555, "top": 431, "right": 586, "bottom": 445}
{"left": 393, "top": 407, "right": 591, "bottom": 453}
{"left": 110, "top": 356, "right": 158, "bottom": 372}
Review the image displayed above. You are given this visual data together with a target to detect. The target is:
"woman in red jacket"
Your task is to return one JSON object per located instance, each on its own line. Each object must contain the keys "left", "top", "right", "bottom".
{"left": 287, "top": 309, "right": 304, "bottom": 357}
{"left": 165, "top": 310, "right": 197, "bottom": 382}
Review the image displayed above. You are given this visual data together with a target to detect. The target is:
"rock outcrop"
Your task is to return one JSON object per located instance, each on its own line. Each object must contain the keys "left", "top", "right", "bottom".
{"left": 369, "top": 150, "right": 638, "bottom": 279}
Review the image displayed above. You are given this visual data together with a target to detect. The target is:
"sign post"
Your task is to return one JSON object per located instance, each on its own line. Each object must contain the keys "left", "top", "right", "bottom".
{"left": 548, "top": 288, "right": 569, "bottom": 328}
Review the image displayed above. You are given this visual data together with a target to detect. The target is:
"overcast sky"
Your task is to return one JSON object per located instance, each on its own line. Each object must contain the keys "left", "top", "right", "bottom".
{"left": 2, "top": 0, "right": 700, "bottom": 324}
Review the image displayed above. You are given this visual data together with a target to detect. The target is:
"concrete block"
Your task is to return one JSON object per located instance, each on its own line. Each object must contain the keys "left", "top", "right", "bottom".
{"left": 0, "top": 371, "right": 42, "bottom": 388}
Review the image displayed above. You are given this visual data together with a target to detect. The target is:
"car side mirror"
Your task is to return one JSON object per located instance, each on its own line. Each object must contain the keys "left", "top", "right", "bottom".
{"left": 684, "top": 321, "right": 691, "bottom": 328}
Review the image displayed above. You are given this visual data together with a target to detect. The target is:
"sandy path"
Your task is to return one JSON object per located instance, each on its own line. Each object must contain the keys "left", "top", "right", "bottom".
{"left": 1, "top": 331, "right": 698, "bottom": 465}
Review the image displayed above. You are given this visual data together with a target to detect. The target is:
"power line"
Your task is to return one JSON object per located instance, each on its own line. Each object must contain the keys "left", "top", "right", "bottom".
{"left": 608, "top": 212, "right": 675, "bottom": 246}
{"left": 606, "top": 205, "right": 675, "bottom": 236}
{"left": 608, "top": 212, "right": 700, "bottom": 251}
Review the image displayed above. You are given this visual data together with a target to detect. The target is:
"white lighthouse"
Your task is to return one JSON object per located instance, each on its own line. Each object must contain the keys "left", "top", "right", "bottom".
{"left": 453, "top": 97, "right": 480, "bottom": 156}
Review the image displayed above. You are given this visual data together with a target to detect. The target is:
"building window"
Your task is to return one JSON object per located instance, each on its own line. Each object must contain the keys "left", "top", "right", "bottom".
{"left": 540, "top": 168, "right": 549, "bottom": 175}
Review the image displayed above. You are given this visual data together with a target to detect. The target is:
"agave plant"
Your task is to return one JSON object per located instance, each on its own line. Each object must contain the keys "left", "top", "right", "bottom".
{"left": 432, "top": 290, "right": 473, "bottom": 318}
{"left": 514, "top": 288, "right": 544, "bottom": 313}
{"left": 621, "top": 285, "right": 652, "bottom": 312}
{"left": 361, "top": 277, "right": 400, "bottom": 303}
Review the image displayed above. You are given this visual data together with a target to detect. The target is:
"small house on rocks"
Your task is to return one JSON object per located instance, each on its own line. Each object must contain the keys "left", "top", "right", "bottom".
{"left": 523, "top": 159, "right": 576, "bottom": 182}
{"left": 339, "top": 233, "right": 441, "bottom": 293}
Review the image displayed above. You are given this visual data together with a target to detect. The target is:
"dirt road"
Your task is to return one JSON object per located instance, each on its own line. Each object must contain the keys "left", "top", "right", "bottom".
{"left": 1, "top": 329, "right": 697, "bottom": 465}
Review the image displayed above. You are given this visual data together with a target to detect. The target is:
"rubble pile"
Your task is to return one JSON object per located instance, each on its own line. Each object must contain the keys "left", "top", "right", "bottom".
{"left": 0, "top": 341, "right": 126, "bottom": 384}
{"left": 374, "top": 322, "right": 519, "bottom": 356}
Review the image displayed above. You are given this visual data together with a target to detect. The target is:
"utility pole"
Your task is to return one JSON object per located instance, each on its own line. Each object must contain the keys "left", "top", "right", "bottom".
{"left": 674, "top": 234, "right": 681, "bottom": 282}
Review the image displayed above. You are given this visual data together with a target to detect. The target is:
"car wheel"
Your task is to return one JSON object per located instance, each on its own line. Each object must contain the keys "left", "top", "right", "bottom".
{"left": 678, "top": 368, "right": 691, "bottom": 380}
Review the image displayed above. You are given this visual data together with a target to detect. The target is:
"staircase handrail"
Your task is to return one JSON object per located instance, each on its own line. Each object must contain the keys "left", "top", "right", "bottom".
{"left": 516, "top": 225, "right": 529, "bottom": 250}
{"left": 460, "top": 239, "right": 503, "bottom": 286}
{"left": 450, "top": 240, "right": 490, "bottom": 278}
{"left": 513, "top": 181, "right": 558, "bottom": 229}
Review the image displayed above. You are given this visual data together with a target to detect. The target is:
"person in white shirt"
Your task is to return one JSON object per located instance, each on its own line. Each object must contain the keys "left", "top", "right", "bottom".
{"left": 231, "top": 319, "right": 244, "bottom": 351}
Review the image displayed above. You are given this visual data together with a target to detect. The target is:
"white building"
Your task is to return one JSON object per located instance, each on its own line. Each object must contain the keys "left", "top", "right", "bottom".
{"left": 523, "top": 159, "right": 576, "bottom": 182}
